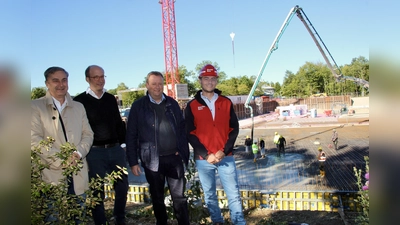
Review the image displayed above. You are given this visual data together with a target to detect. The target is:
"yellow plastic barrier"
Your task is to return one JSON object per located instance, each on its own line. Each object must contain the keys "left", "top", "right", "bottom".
{"left": 104, "top": 185, "right": 360, "bottom": 212}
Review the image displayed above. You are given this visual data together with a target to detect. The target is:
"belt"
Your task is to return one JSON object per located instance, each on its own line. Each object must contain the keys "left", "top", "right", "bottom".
{"left": 92, "top": 143, "right": 118, "bottom": 148}
{"left": 160, "top": 152, "right": 178, "bottom": 157}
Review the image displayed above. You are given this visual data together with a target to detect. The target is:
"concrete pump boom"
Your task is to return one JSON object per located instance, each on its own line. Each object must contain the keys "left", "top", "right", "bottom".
{"left": 245, "top": 5, "right": 369, "bottom": 141}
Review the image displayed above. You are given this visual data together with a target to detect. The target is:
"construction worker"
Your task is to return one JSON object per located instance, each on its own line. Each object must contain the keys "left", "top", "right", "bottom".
{"left": 278, "top": 135, "right": 286, "bottom": 155}
{"left": 252, "top": 141, "right": 259, "bottom": 163}
{"left": 331, "top": 129, "right": 339, "bottom": 150}
{"left": 245, "top": 135, "right": 252, "bottom": 153}
{"left": 317, "top": 146, "right": 326, "bottom": 177}
{"left": 273, "top": 131, "right": 280, "bottom": 150}
{"left": 259, "top": 138, "right": 266, "bottom": 158}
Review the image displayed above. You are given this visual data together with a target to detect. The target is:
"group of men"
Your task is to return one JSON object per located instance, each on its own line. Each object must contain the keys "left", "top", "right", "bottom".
{"left": 31, "top": 64, "right": 246, "bottom": 225}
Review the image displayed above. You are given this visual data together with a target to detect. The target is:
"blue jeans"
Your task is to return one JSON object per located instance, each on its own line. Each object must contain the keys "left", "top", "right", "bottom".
{"left": 196, "top": 156, "right": 246, "bottom": 225}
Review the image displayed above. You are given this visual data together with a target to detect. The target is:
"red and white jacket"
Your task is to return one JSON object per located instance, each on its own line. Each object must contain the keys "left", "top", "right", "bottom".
{"left": 184, "top": 89, "right": 239, "bottom": 160}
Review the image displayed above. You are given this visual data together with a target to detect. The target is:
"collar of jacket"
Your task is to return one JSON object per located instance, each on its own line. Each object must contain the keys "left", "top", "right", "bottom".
{"left": 145, "top": 92, "right": 172, "bottom": 108}
{"left": 45, "top": 91, "right": 74, "bottom": 109}
{"left": 194, "top": 89, "right": 222, "bottom": 104}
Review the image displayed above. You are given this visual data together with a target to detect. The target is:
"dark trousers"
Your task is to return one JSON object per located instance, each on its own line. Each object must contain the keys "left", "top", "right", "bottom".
{"left": 319, "top": 161, "right": 325, "bottom": 172}
{"left": 278, "top": 145, "right": 285, "bottom": 153}
{"left": 86, "top": 145, "right": 129, "bottom": 225}
{"left": 144, "top": 154, "right": 190, "bottom": 225}
{"left": 333, "top": 139, "right": 338, "bottom": 150}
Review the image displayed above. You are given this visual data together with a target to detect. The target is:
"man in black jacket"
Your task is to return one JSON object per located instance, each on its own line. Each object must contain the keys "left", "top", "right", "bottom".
{"left": 278, "top": 135, "right": 286, "bottom": 156}
{"left": 126, "top": 71, "right": 190, "bottom": 225}
{"left": 74, "top": 65, "right": 128, "bottom": 225}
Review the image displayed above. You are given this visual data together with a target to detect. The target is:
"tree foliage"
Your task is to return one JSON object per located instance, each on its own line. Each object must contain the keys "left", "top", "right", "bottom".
{"left": 280, "top": 56, "right": 369, "bottom": 98}
{"left": 31, "top": 56, "right": 369, "bottom": 100}
{"left": 121, "top": 90, "right": 146, "bottom": 108}
{"left": 31, "top": 87, "right": 46, "bottom": 99}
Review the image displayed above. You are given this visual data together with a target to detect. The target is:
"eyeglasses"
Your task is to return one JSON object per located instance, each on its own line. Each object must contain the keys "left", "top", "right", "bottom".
{"left": 202, "top": 77, "right": 217, "bottom": 82}
{"left": 89, "top": 75, "right": 106, "bottom": 80}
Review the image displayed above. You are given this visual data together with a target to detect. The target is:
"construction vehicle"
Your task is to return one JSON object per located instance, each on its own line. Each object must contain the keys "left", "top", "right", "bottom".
{"left": 245, "top": 5, "right": 369, "bottom": 140}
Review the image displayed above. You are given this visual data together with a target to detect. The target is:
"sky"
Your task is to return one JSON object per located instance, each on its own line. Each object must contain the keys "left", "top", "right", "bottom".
{"left": 1, "top": 0, "right": 399, "bottom": 96}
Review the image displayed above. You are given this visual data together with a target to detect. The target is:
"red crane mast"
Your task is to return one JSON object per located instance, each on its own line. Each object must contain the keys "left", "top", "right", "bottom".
{"left": 159, "top": 0, "right": 179, "bottom": 98}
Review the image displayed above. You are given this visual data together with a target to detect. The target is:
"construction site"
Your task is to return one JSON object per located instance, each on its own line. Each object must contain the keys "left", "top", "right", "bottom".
{"left": 104, "top": 95, "right": 369, "bottom": 216}
{"left": 107, "top": 1, "right": 369, "bottom": 221}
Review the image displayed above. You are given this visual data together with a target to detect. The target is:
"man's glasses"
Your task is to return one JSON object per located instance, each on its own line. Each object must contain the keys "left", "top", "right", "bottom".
{"left": 89, "top": 75, "right": 106, "bottom": 80}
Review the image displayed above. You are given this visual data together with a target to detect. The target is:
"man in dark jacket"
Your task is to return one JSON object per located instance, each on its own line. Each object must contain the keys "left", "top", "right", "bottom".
{"left": 126, "top": 71, "right": 190, "bottom": 225}
{"left": 278, "top": 135, "right": 286, "bottom": 155}
{"left": 244, "top": 135, "right": 252, "bottom": 153}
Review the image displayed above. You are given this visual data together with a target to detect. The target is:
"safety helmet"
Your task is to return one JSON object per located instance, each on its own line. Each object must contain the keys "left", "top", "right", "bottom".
{"left": 254, "top": 141, "right": 257, "bottom": 144}
{"left": 333, "top": 129, "right": 336, "bottom": 132}
{"left": 246, "top": 135, "right": 249, "bottom": 138}
{"left": 318, "top": 146, "right": 322, "bottom": 151}
{"left": 275, "top": 132, "right": 278, "bottom": 135}
{"left": 199, "top": 64, "right": 218, "bottom": 77}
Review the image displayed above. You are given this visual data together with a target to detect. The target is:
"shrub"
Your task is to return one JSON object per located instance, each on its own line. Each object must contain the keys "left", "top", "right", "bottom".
{"left": 31, "top": 137, "right": 127, "bottom": 224}
{"left": 353, "top": 156, "right": 369, "bottom": 224}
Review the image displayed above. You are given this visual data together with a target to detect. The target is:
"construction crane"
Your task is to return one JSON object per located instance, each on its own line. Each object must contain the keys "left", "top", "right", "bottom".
{"left": 245, "top": 5, "right": 369, "bottom": 141}
{"left": 159, "top": 0, "right": 179, "bottom": 99}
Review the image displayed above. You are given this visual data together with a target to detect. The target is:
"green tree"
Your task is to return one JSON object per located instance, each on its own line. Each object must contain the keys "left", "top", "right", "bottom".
{"left": 121, "top": 90, "right": 146, "bottom": 108}
{"left": 109, "top": 82, "right": 129, "bottom": 96}
{"left": 296, "top": 62, "right": 330, "bottom": 96}
{"left": 31, "top": 87, "right": 46, "bottom": 99}
{"left": 112, "top": 83, "right": 139, "bottom": 107}
{"left": 272, "top": 82, "right": 281, "bottom": 97}
{"left": 217, "top": 77, "right": 238, "bottom": 95}
{"left": 281, "top": 70, "right": 299, "bottom": 97}
{"left": 177, "top": 65, "right": 197, "bottom": 97}
{"left": 341, "top": 56, "right": 369, "bottom": 96}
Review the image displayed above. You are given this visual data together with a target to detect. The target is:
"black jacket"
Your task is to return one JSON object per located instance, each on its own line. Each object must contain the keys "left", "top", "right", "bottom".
{"left": 126, "top": 93, "right": 189, "bottom": 172}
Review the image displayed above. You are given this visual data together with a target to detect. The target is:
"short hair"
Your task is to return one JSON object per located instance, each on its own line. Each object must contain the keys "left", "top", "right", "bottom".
{"left": 146, "top": 71, "right": 164, "bottom": 83}
{"left": 85, "top": 65, "right": 101, "bottom": 78}
{"left": 44, "top": 66, "right": 68, "bottom": 81}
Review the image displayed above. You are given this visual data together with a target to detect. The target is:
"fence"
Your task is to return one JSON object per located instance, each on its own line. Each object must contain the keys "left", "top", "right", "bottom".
{"left": 233, "top": 95, "right": 352, "bottom": 119}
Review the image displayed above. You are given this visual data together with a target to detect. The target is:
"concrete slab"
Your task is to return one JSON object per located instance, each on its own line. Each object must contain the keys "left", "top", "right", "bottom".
{"left": 127, "top": 116, "right": 369, "bottom": 193}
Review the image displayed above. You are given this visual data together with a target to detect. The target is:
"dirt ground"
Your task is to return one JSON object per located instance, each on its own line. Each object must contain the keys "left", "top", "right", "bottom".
{"left": 96, "top": 201, "right": 360, "bottom": 225}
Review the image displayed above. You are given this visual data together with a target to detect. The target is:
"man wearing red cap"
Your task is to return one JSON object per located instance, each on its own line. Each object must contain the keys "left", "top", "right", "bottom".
{"left": 185, "top": 64, "right": 246, "bottom": 225}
